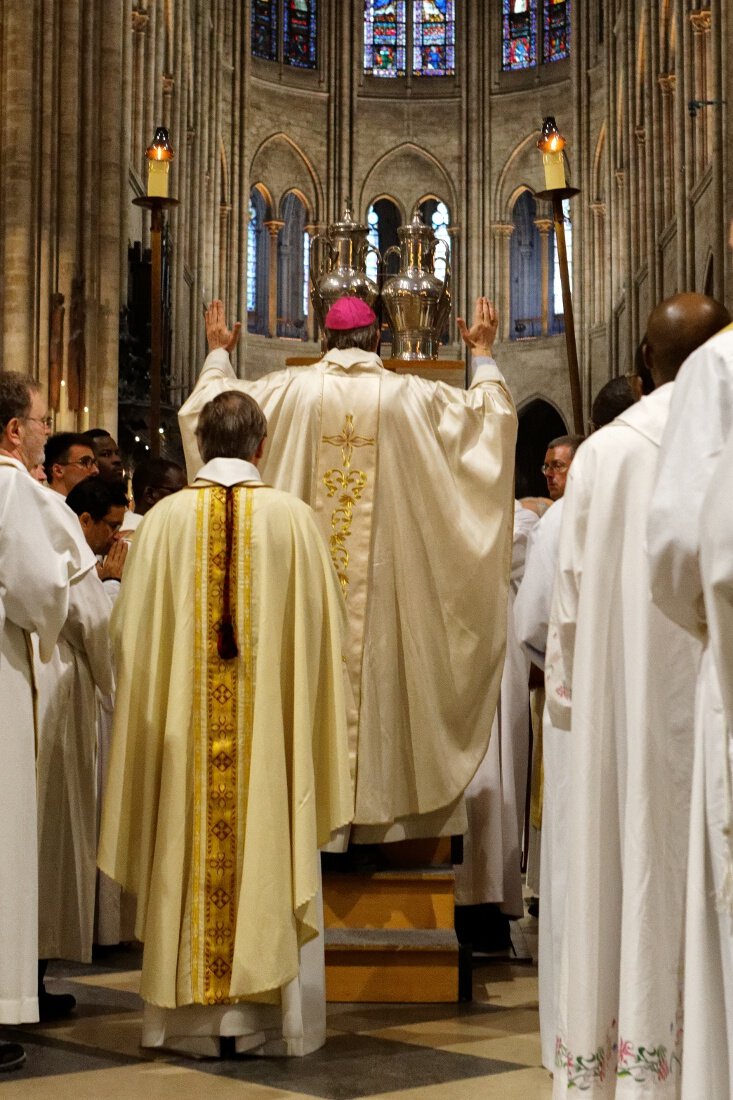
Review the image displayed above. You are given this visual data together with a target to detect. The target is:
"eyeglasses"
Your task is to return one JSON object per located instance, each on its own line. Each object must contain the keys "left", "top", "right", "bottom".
{"left": 541, "top": 462, "right": 569, "bottom": 474}
{"left": 61, "top": 456, "right": 98, "bottom": 470}
{"left": 22, "top": 415, "right": 53, "bottom": 428}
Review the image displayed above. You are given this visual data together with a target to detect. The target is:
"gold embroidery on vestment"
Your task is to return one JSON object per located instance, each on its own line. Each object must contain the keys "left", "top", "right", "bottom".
{"left": 322, "top": 414, "right": 375, "bottom": 595}
{"left": 191, "top": 486, "right": 254, "bottom": 1004}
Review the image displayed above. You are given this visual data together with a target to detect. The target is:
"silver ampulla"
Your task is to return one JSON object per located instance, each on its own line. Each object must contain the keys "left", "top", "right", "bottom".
{"left": 310, "top": 202, "right": 380, "bottom": 344}
{"left": 380, "top": 204, "right": 451, "bottom": 361}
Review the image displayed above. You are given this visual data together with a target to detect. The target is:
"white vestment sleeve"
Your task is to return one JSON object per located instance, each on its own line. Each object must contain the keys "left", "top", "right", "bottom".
{"left": 62, "top": 571, "right": 115, "bottom": 696}
{"left": 648, "top": 337, "right": 733, "bottom": 637}
{"left": 0, "top": 470, "right": 96, "bottom": 661}
{"left": 551, "top": 459, "right": 591, "bottom": 689}
{"left": 514, "top": 499, "right": 563, "bottom": 670}
{"left": 701, "top": 431, "right": 733, "bottom": 733}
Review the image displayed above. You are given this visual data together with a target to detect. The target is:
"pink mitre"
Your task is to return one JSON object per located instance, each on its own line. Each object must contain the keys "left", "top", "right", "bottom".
{"left": 324, "top": 297, "right": 377, "bottom": 330}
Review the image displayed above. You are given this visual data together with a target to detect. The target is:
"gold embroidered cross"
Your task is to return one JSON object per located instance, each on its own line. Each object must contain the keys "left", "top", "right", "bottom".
{"left": 322, "top": 414, "right": 375, "bottom": 467}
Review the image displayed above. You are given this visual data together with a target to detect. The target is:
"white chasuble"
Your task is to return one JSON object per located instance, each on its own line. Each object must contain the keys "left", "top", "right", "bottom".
{"left": 552, "top": 387, "right": 698, "bottom": 1098}
{"left": 99, "top": 477, "right": 353, "bottom": 1053}
{"left": 0, "top": 458, "right": 96, "bottom": 1024}
{"left": 648, "top": 325, "right": 733, "bottom": 1099}
{"left": 314, "top": 374, "right": 380, "bottom": 761}
{"left": 178, "top": 348, "right": 517, "bottom": 836}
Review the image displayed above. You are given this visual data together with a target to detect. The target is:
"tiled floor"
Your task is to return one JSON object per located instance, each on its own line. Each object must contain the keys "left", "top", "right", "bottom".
{"left": 0, "top": 920, "right": 552, "bottom": 1099}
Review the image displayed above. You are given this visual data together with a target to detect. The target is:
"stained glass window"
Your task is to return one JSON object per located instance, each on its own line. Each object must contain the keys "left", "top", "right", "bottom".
{"left": 252, "top": 0, "right": 278, "bottom": 61}
{"left": 303, "top": 230, "right": 311, "bottom": 319}
{"left": 247, "top": 201, "right": 258, "bottom": 313}
{"left": 544, "top": 0, "right": 570, "bottom": 62}
{"left": 366, "top": 207, "right": 380, "bottom": 283}
{"left": 413, "top": 1, "right": 455, "bottom": 77}
{"left": 552, "top": 198, "right": 571, "bottom": 324}
{"left": 284, "top": 0, "right": 317, "bottom": 68}
{"left": 365, "top": 0, "right": 407, "bottom": 78}
{"left": 502, "top": 0, "right": 537, "bottom": 70}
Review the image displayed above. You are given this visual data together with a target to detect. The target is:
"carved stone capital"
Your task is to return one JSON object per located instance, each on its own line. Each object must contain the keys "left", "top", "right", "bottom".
{"left": 689, "top": 9, "right": 712, "bottom": 33}
{"left": 658, "top": 73, "right": 677, "bottom": 95}
{"left": 264, "top": 219, "right": 285, "bottom": 238}
{"left": 491, "top": 222, "right": 515, "bottom": 239}
{"left": 533, "top": 218, "right": 553, "bottom": 235}
{"left": 590, "top": 201, "right": 607, "bottom": 218}
{"left": 131, "top": 9, "right": 149, "bottom": 32}
{"left": 635, "top": 126, "right": 646, "bottom": 146}
{"left": 162, "top": 74, "right": 175, "bottom": 95}
{"left": 615, "top": 169, "right": 626, "bottom": 187}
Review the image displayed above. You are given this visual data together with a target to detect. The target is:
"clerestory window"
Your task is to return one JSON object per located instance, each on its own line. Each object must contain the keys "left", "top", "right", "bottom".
{"left": 252, "top": 0, "right": 318, "bottom": 69}
{"left": 502, "top": 0, "right": 570, "bottom": 72}
{"left": 364, "top": 1, "right": 456, "bottom": 79}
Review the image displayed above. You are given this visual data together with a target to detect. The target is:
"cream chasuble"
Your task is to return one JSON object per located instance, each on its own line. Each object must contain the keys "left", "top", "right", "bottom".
{"left": 178, "top": 347, "right": 517, "bottom": 836}
{"left": 99, "top": 474, "right": 353, "bottom": 1038}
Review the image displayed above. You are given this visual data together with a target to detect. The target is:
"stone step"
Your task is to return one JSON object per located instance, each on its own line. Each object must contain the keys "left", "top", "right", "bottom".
{"left": 325, "top": 928, "right": 461, "bottom": 1003}
{"left": 323, "top": 867, "right": 455, "bottom": 932}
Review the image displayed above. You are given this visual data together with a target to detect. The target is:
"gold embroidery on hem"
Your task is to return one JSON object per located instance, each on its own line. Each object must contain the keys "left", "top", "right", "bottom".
{"left": 191, "top": 486, "right": 255, "bottom": 1005}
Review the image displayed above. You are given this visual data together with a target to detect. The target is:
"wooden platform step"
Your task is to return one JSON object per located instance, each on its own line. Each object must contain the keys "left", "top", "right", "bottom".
{"left": 325, "top": 928, "right": 461, "bottom": 1003}
{"left": 324, "top": 868, "right": 455, "bottom": 932}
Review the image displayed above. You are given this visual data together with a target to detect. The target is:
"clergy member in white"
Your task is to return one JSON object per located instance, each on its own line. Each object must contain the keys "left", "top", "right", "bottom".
{"left": 179, "top": 296, "right": 517, "bottom": 843}
{"left": 35, "top": 480, "right": 125, "bottom": 974}
{"left": 0, "top": 372, "right": 96, "bottom": 1069}
{"left": 649, "top": 292, "right": 733, "bottom": 1098}
{"left": 515, "top": 378, "right": 637, "bottom": 1073}
{"left": 514, "top": 492, "right": 567, "bottom": 1072}
{"left": 552, "top": 293, "right": 728, "bottom": 1097}
{"left": 454, "top": 501, "right": 537, "bottom": 948}
{"left": 99, "top": 390, "right": 353, "bottom": 1057}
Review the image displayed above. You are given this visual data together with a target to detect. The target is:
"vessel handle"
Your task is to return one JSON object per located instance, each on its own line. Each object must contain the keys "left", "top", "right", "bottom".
{"left": 309, "top": 233, "right": 334, "bottom": 285}
{"left": 382, "top": 244, "right": 401, "bottom": 274}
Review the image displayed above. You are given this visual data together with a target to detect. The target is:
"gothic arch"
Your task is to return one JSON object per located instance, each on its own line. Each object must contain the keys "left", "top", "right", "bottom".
{"left": 515, "top": 395, "right": 569, "bottom": 496}
{"left": 359, "top": 142, "right": 457, "bottom": 222}
{"left": 249, "top": 132, "right": 323, "bottom": 221}
{"left": 279, "top": 186, "right": 312, "bottom": 221}
{"left": 363, "top": 192, "right": 406, "bottom": 223}
{"left": 250, "top": 181, "right": 274, "bottom": 221}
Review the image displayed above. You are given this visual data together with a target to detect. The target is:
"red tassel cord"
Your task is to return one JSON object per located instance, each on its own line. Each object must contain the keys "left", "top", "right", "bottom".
{"left": 216, "top": 487, "right": 239, "bottom": 660}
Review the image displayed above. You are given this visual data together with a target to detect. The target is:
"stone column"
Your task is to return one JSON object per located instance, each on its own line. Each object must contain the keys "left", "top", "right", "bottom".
{"left": 689, "top": 10, "right": 713, "bottom": 178}
{"left": 589, "top": 202, "right": 607, "bottom": 327}
{"left": 447, "top": 225, "right": 460, "bottom": 345}
{"left": 264, "top": 219, "right": 284, "bottom": 337}
{"left": 491, "top": 224, "right": 514, "bottom": 341}
{"left": 634, "top": 127, "right": 647, "bottom": 261}
{"left": 534, "top": 218, "right": 553, "bottom": 336}
{"left": 657, "top": 74, "right": 676, "bottom": 226}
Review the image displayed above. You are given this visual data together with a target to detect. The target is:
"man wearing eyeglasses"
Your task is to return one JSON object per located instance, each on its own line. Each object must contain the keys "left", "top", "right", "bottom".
{"left": 0, "top": 372, "right": 97, "bottom": 1071}
{"left": 541, "top": 435, "right": 583, "bottom": 501}
{"left": 44, "top": 433, "right": 99, "bottom": 496}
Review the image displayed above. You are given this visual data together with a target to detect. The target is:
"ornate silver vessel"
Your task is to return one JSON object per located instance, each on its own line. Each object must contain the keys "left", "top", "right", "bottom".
{"left": 310, "top": 202, "right": 380, "bottom": 340}
{"left": 380, "top": 205, "right": 451, "bottom": 360}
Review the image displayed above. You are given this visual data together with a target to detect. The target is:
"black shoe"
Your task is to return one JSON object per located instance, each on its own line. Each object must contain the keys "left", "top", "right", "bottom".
{"left": 527, "top": 897, "right": 540, "bottom": 918}
{"left": 0, "top": 1042, "right": 26, "bottom": 1072}
{"left": 38, "top": 991, "right": 76, "bottom": 1022}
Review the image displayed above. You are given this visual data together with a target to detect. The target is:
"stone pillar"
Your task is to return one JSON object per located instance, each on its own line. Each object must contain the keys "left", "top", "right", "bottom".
{"left": 657, "top": 74, "right": 676, "bottom": 225}
{"left": 447, "top": 225, "right": 460, "bottom": 345}
{"left": 491, "top": 224, "right": 514, "bottom": 341}
{"left": 689, "top": 10, "right": 713, "bottom": 178}
{"left": 589, "top": 203, "right": 607, "bottom": 327}
{"left": 634, "top": 127, "right": 647, "bottom": 260}
{"left": 534, "top": 218, "right": 553, "bottom": 336}
{"left": 264, "top": 219, "right": 284, "bottom": 337}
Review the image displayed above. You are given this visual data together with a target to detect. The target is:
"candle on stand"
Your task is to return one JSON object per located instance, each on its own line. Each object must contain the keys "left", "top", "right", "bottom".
{"left": 537, "top": 116, "right": 566, "bottom": 191}
{"left": 146, "top": 127, "right": 174, "bottom": 198}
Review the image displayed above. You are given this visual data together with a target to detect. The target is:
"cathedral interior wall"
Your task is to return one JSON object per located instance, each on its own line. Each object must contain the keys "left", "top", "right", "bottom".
{"left": 0, "top": 0, "right": 729, "bottom": 441}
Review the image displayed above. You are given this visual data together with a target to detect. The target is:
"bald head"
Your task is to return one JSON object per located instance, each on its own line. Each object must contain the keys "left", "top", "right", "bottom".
{"left": 645, "top": 292, "right": 730, "bottom": 386}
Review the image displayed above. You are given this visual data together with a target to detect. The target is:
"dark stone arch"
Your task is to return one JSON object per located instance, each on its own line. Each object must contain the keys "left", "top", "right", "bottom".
{"left": 516, "top": 397, "right": 568, "bottom": 497}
